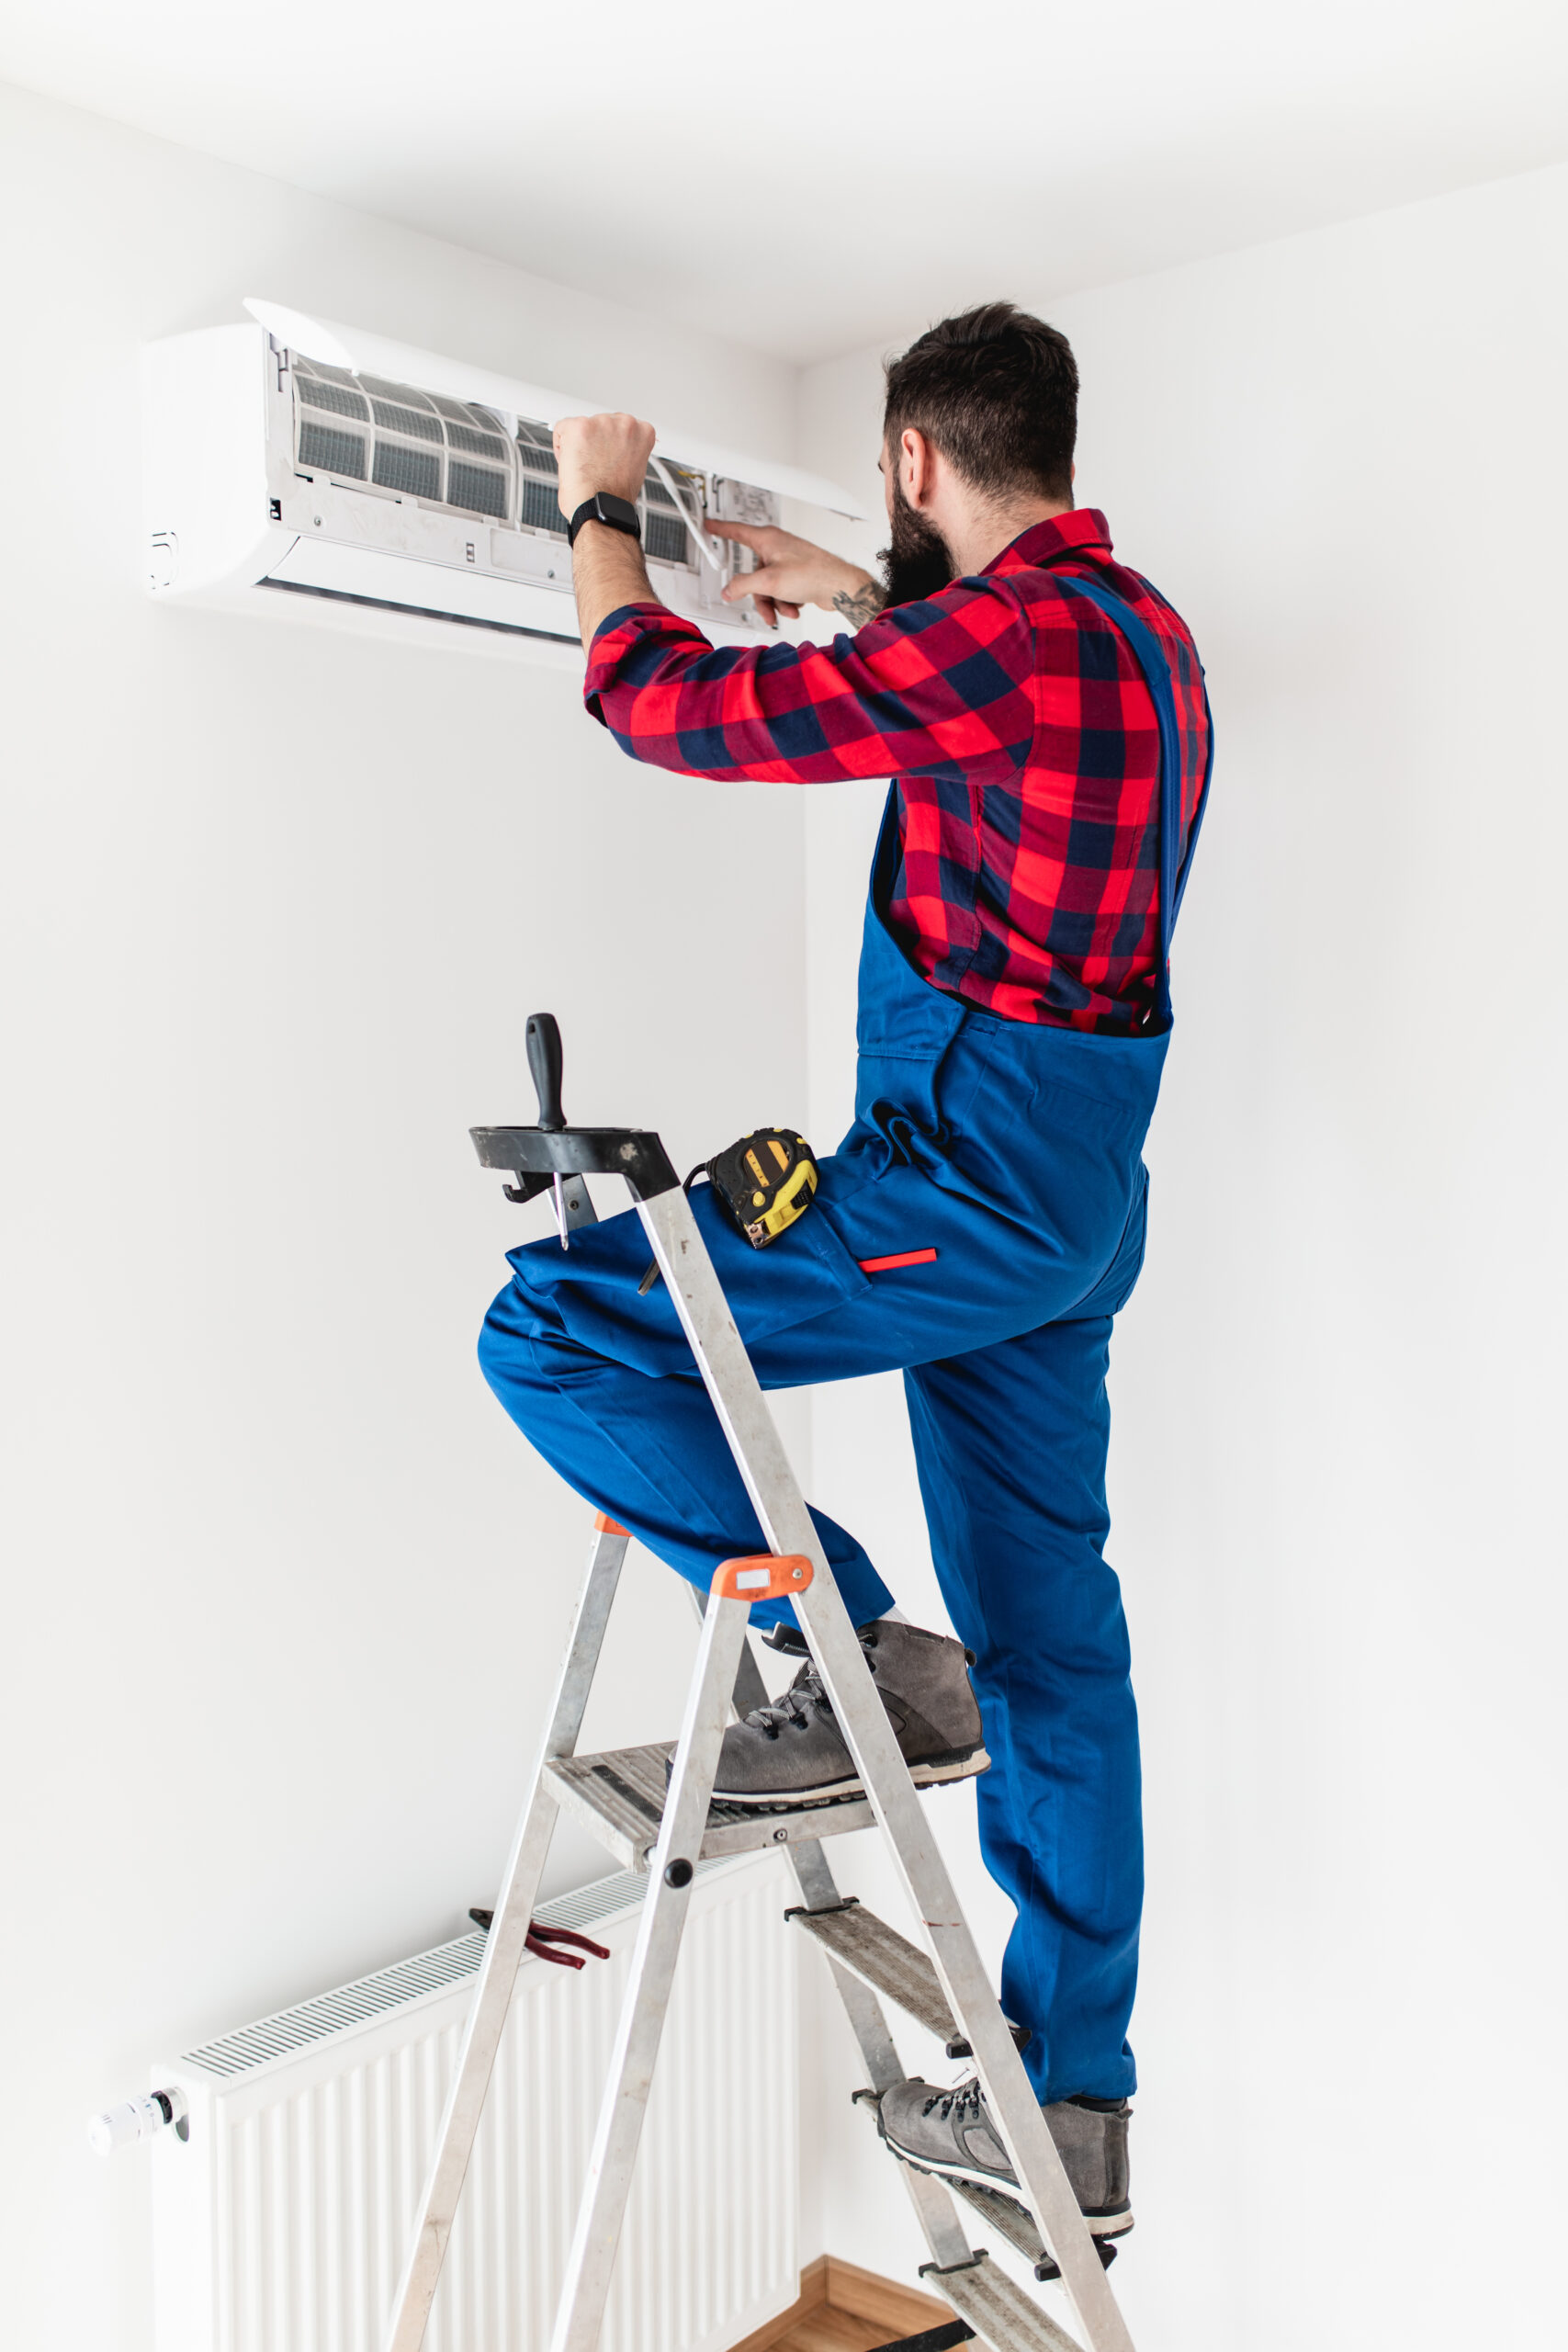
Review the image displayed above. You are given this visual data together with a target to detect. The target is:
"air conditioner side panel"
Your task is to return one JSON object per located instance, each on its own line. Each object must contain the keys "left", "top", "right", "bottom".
{"left": 142, "top": 323, "right": 291, "bottom": 597}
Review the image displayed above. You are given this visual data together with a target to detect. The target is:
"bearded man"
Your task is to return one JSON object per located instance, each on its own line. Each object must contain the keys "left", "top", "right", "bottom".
{"left": 479, "top": 302, "right": 1213, "bottom": 2240}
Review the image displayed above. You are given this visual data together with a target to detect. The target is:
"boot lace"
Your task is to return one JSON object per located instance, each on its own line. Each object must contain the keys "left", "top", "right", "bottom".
{"left": 741, "top": 1629, "right": 879, "bottom": 1740}
{"left": 742, "top": 1657, "right": 829, "bottom": 1739}
{"left": 921, "top": 2075, "right": 985, "bottom": 2123}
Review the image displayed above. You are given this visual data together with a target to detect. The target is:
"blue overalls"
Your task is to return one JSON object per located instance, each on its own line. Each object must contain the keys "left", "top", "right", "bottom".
{"left": 479, "top": 577, "right": 1211, "bottom": 2104}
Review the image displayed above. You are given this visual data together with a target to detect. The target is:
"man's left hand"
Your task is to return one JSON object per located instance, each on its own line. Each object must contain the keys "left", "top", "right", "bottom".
{"left": 553, "top": 413, "right": 656, "bottom": 519}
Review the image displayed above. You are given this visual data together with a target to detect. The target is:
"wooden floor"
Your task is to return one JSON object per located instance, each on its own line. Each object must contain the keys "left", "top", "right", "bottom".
{"left": 731, "top": 2256, "right": 954, "bottom": 2352}
{"left": 773, "top": 2304, "right": 914, "bottom": 2352}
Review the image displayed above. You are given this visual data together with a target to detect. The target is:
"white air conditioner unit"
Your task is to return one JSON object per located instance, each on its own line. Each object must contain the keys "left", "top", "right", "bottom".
{"left": 141, "top": 300, "right": 864, "bottom": 660}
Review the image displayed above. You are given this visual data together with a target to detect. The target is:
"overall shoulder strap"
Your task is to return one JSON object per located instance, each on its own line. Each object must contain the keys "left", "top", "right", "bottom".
{"left": 1049, "top": 569, "right": 1214, "bottom": 1026}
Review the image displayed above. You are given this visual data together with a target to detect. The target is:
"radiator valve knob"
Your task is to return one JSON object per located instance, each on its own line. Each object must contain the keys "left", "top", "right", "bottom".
{"left": 88, "top": 2087, "right": 188, "bottom": 2155}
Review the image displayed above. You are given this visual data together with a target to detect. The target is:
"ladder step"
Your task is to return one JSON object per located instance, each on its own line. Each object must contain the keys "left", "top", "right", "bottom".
{"left": 921, "top": 2252, "right": 1082, "bottom": 2352}
{"left": 942, "top": 2180, "right": 1120, "bottom": 2288}
{"left": 789, "top": 1902, "right": 1030, "bottom": 2058}
{"left": 543, "top": 1743, "right": 880, "bottom": 1872}
{"left": 945, "top": 2182, "right": 1050, "bottom": 2280}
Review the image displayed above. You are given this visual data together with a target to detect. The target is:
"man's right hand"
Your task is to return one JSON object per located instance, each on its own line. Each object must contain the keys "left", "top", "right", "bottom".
{"left": 708, "top": 521, "right": 886, "bottom": 631}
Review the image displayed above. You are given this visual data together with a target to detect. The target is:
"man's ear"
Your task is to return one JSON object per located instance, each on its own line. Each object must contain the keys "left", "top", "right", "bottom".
{"left": 900, "top": 426, "right": 934, "bottom": 510}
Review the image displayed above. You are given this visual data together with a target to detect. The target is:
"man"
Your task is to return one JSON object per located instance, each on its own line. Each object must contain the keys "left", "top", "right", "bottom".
{"left": 479, "top": 303, "right": 1212, "bottom": 2241}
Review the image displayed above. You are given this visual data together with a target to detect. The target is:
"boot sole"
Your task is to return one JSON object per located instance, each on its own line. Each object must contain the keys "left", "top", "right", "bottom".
{"left": 879, "top": 2129, "right": 1134, "bottom": 2238}
{"left": 711, "top": 1744, "right": 990, "bottom": 1811}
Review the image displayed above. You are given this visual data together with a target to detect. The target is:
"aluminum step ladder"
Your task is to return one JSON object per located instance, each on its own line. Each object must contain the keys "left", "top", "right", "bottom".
{"left": 383, "top": 1017, "right": 1140, "bottom": 2352}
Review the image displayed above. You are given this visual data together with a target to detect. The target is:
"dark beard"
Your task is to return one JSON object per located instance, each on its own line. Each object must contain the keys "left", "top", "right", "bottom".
{"left": 878, "top": 472, "right": 954, "bottom": 608}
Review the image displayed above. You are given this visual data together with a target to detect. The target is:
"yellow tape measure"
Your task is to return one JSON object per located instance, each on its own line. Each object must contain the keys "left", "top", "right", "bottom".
{"left": 707, "top": 1129, "right": 818, "bottom": 1248}
{"left": 637, "top": 1128, "right": 820, "bottom": 1295}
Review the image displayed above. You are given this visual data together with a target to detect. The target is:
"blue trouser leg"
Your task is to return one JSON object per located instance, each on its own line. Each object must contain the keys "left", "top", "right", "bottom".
{"left": 478, "top": 1096, "right": 1149, "bottom": 2100}
{"left": 477, "top": 1280, "right": 896, "bottom": 1629}
{"left": 906, "top": 1314, "right": 1140, "bottom": 2104}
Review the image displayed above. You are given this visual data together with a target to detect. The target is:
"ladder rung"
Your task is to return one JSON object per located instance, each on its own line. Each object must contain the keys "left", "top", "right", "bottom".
{"left": 939, "top": 2180, "right": 1119, "bottom": 2288}
{"left": 921, "top": 2252, "right": 1082, "bottom": 2352}
{"left": 944, "top": 2182, "right": 1050, "bottom": 2278}
{"left": 543, "top": 1744, "right": 880, "bottom": 1871}
{"left": 789, "top": 1902, "right": 1030, "bottom": 2058}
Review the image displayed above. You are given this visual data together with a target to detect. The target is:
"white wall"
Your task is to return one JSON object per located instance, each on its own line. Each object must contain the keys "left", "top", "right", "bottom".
{"left": 795, "top": 164, "right": 1568, "bottom": 2350}
{"left": 9, "top": 73, "right": 1565, "bottom": 2352}
{"left": 0, "top": 82, "right": 814, "bottom": 2352}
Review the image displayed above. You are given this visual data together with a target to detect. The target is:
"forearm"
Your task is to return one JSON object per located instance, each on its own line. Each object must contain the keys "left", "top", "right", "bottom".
{"left": 570, "top": 520, "right": 884, "bottom": 650}
{"left": 831, "top": 578, "right": 886, "bottom": 628}
{"left": 570, "top": 522, "right": 661, "bottom": 652}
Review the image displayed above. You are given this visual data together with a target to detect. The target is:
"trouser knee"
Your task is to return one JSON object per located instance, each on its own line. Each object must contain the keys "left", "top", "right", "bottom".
{"left": 477, "top": 1282, "right": 556, "bottom": 1441}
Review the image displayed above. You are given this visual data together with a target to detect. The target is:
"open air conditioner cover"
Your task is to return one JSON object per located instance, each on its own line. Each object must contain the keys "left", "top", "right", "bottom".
{"left": 142, "top": 304, "right": 866, "bottom": 660}
{"left": 243, "top": 300, "right": 865, "bottom": 518}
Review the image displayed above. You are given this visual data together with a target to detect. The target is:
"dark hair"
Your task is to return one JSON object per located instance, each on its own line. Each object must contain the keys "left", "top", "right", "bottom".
{"left": 883, "top": 301, "right": 1078, "bottom": 505}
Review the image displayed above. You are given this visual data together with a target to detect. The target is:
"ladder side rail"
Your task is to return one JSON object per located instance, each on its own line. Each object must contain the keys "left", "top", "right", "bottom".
{"left": 639, "top": 1189, "right": 1133, "bottom": 2352}
{"left": 383, "top": 1521, "right": 629, "bottom": 2352}
{"left": 685, "top": 1589, "right": 981, "bottom": 2278}
{"left": 549, "top": 1585, "right": 753, "bottom": 2352}
{"left": 825, "top": 1958, "right": 980, "bottom": 2273}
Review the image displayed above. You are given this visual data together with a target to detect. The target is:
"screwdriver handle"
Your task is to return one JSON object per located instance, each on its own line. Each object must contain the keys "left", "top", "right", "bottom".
{"left": 525, "top": 1012, "right": 566, "bottom": 1131}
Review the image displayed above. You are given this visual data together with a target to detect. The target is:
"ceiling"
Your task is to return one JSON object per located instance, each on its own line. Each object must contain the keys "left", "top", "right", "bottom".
{"left": 3, "top": 0, "right": 1566, "bottom": 365}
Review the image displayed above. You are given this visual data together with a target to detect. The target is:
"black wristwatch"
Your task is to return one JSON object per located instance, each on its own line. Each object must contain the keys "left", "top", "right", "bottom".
{"left": 567, "top": 492, "right": 642, "bottom": 548}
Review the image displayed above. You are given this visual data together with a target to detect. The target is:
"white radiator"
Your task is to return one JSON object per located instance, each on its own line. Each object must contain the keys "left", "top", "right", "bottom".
{"left": 150, "top": 1855, "right": 798, "bottom": 2352}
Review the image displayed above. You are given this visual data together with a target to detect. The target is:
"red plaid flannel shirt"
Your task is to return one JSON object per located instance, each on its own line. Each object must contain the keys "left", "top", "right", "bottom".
{"left": 584, "top": 509, "right": 1210, "bottom": 1034}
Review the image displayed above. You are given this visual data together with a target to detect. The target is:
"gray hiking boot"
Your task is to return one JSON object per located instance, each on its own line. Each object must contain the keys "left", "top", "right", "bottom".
{"left": 708, "top": 1619, "right": 989, "bottom": 1807}
{"left": 877, "top": 2075, "right": 1134, "bottom": 2239}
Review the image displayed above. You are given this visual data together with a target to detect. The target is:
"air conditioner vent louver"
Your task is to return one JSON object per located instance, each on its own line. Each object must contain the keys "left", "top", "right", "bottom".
{"left": 360, "top": 373, "right": 434, "bottom": 402}
{"left": 371, "top": 399, "right": 442, "bottom": 442}
{"left": 449, "top": 461, "right": 507, "bottom": 516}
{"left": 299, "top": 377, "right": 369, "bottom": 419}
{"left": 294, "top": 355, "right": 519, "bottom": 523}
{"left": 447, "top": 422, "right": 509, "bottom": 459}
{"left": 291, "top": 356, "right": 717, "bottom": 552}
{"left": 522, "top": 476, "right": 569, "bottom": 534}
{"left": 646, "top": 512, "right": 690, "bottom": 565}
{"left": 374, "top": 444, "right": 439, "bottom": 499}
{"left": 299, "top": 422, "right": 366, "bottom": 480}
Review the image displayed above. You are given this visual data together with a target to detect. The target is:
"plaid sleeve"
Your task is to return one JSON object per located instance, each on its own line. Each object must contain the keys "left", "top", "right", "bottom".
{"left": 583, "top": 585, "right": 1037, "bottom": 785}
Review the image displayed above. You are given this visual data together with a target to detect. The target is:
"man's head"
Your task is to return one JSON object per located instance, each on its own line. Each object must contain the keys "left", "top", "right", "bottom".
{"left": 877, "top": 301, "right": 1078, "bottom": 605}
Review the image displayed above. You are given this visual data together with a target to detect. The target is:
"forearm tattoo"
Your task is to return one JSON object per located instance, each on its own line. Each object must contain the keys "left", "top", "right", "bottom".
{"left": 832, "top": 580, "right": 887, "bottom": 628}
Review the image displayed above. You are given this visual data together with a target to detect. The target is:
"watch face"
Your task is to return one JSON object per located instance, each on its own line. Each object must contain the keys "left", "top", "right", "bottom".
{"left": 570, "top": 492, "right": 641, "bottom": 546}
